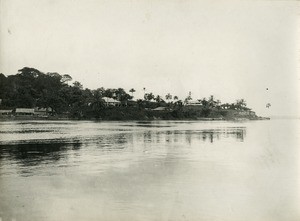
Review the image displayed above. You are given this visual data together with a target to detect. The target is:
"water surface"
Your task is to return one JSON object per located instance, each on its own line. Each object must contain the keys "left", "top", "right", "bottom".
{"left": 0, "top": 120, "right": 299, "bottom": 221}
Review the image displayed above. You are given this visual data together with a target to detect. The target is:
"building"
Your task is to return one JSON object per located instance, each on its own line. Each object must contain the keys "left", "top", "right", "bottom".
{"left": 15, "top": 108, "right": 35, "bottom": 115}
{"left": 0, "top": 109, "right": 13, "bottom": 116}
{"left": 102, "top": 97, "right": 121, "bottom": 106}
{"left": 34, "top": 107, "right": 52, "bottom": 116}
{"left": 152, "top": 107, "right": 168, "bottom": 111}
{"left": 185, "top": 100, "right": 202, "bottom": 106}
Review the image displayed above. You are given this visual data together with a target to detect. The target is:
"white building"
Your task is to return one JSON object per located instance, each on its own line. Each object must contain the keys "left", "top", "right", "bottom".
{"left": 102, "top": 97, "right": 121, "bottom": 106}
{"left": 0, "top": 109, "right": 12, "bottom": 116}
{"left": 15, "top": 108, "right": 35, "bottom": 115}
{"left": 185, "top": 100, "right": 201, "bottom": 106}
{"left": 34, "top": 107, "right": 53, "bottom": 116}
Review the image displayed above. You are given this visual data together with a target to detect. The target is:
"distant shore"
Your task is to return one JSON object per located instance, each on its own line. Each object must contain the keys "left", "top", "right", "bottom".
{"left": 0, "top": 107, "right": 270, "bottom": 121}
{"left": 1, "top": 67, "right": 271, "bottom": 123}
{"left": 0, "top": 117, "right": 271, "bottom": 121}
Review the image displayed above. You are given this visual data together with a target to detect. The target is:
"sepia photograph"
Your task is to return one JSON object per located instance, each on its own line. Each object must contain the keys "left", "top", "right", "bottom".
{"left": 0, "top": 0, "right": 299, "bottom": 220}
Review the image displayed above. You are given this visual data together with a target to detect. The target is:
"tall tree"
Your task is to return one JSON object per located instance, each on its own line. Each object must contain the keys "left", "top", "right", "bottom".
{"left": 115, "top": 88, "right": 132, "bottom": 101}
{"left": 235, "top": 99, "right": 247, "bottom": 110}
{"left": 165, "top": 93, "right": 172, "bottom": 102}
{"left": 144, "top": 93, "right": 155, "bottom": 101}
{"left": 155, "top": 95, "right": 163, "bottom": 103}
{"left": 129, "top": 88, "right": 136, "bottom": 97}
{"left": 73, "top": 81, "right": 83, "bottom": 89}
{"left": 61, "top": 74, "right": 72, "bottom": 84}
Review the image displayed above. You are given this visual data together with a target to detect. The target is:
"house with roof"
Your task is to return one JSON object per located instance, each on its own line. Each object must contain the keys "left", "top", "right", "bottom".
{"left": 15, "top": 108, "right": 35, "bottom": 116}
{"left": 102, "top": 97, "right": 121, "bottom": 106}
{"left": 34, "top": 107, "right": 53, "bottom": 116}
{"left": 0, "top": 109, "right": 13, "bottom": 116}
{"left": 152, "top": 107, "right": 168, "bottom": 111}
{"left": 185, "top": 100, "right": 202, "bottom": 106}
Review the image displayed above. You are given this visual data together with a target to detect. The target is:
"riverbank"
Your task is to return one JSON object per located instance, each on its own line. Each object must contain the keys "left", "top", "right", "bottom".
{"left": 0, "top": 106, "right": 270, "bottom": 121}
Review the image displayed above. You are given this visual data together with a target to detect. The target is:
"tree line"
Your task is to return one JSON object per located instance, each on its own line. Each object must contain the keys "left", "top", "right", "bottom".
{"left": 0, "top": 67, "right": 251, "bottom": 119}
{"left": 0, "top": 67, "right": 133, "bottom": 117}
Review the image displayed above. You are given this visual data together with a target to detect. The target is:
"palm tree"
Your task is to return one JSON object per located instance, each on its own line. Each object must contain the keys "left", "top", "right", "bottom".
{"left": 165, "top": 93, "right": 172, "bottom": 102}
{"left": 129, "top": 88, "right": 136, "bottom": 97}
{"left": 143, "top": 87, "right": 146, "bottom": 98}
{"left": 174, "top": 96, "right": 178, "bottom": 101}
{"left": 155, "top": 95, "right": 162, "bottom": 103}
{"left": 144, "top": 93, "right": 155, "bottom": 101}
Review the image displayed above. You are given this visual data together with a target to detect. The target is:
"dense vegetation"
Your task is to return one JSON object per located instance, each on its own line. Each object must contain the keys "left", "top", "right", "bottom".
{"left": 0, "top": 67, "right": 257, "bottom": 120}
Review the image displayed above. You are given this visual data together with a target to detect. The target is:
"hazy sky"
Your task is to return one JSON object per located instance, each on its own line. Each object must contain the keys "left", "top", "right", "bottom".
{"left": 0, "top": 0, "right": 299, "bottom": 116}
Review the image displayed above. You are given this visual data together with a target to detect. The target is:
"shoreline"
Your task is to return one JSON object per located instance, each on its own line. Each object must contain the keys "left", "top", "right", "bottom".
{"left": 0, "top": 115, "right": 271, "bottom": 121}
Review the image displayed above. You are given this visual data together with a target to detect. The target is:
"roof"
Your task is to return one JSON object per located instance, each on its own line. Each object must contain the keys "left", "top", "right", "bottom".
{"left": 0, "top": 110, "right": 12, "bottom": 113}
{"left": 186, "top": 100, "right": 201, "bottom": 105}
{"left": 15, "top": 108, "right": 35, "bottom": 113}
{"left": 34, "top": 107, "right": 52, "bottom": 112}
{"left": 102, "top": 97, "right": 120, "bottom": 103}
{"left": 152, "top": 107, "right": 167, "bottom": 111}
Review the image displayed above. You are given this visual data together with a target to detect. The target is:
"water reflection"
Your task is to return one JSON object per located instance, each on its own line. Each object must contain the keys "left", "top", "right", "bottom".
{"left": 0, "top": 121, "right": 256, "bottom": 221}
{"left": 0, "top": 120, "right": 298, "bottom": 221}
{"left": 137, "top": 127, "right": 246, "bottom": 144}
{"left": 0, "top": 125, "right": 245, "bottom": 170}
{"left": 0, "top": 142, "right": 82, "bottom": 167}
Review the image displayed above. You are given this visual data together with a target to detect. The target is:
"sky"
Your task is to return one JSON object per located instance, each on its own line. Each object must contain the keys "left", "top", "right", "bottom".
{"left": 0, "top": 0, "right": 299, "bottom": 117}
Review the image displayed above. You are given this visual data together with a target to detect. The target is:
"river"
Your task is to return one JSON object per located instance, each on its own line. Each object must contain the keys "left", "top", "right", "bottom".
{"left": 0, "top": 119, "right": 299, "bottom": 221}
